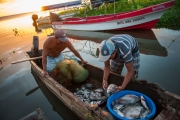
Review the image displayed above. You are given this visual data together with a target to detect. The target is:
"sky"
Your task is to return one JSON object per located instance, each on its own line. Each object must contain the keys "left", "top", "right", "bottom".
{"left": 0, "top": 0, "right": 76, "bottom": 17}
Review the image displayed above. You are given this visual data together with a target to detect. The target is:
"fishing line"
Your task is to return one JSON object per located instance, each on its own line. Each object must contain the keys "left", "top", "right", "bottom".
{"left": 166, "top": 34, "right": 180, "bottom": 49}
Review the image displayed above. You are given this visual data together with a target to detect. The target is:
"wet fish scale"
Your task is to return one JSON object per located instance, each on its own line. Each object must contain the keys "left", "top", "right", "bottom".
{"left": 107, "top": 84, "right": 117, "bottom": 94}
{"left": 122, "top": 105, "right": 143, "bottom": 119}
{"left": 140, "top": 109, "right": 151, "bottom": 119}
{"left": 112, "top": 94, "right": 140, "bottom": 105}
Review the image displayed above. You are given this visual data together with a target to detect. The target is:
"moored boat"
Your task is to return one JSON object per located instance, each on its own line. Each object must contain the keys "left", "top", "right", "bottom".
{"left": 51, "top": 0, "right": 175, "bottom": 31}
{"left": 26, "top": 46, "right": 180, "bottom": 119}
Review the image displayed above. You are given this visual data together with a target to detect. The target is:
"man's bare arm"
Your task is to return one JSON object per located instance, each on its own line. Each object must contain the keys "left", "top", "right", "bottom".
{"left": 65, "top": 41, "right": 86, "bottom": 63}
{"left": 117, "top": 61, "right": 134, "bottom": 90}
{"left": 102, "top": 60, "right": 110, "bottom": 89}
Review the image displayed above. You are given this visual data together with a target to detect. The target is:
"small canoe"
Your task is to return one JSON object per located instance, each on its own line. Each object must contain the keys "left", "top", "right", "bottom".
{"left": 25, "top": 47, "right": 180, "bottom": 120}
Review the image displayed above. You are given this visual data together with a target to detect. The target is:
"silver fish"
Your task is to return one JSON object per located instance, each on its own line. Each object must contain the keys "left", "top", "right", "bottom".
{"left": 89, "top": 95, "right": 107, "bottom": 101}
{"left": 80, "top": 85, "right": 86, "bottom": 90}
{"left": 94, "top": 88, "right": 104, "bottom": 93}
{"left": 112, "top": 94, "right": 140, "bottom": 105}
{"left": 122, "top": 105, "right": 143, "bottom": 119}
{"left": 84, "top": 89, "right": 90, "bottom": 94}
{"left": 117, "top": 110, "right": 124, "bottom": 117}
{"left": 140, "top": 109, "right": 151, "bottom": 118}
{"left": 107, "top": 84, "right": 117, "bottom": 94}
{"left": 140, "top": 95, "right": 149, "bottom": 109}
{"left": 76, "top": 90, "right": 84, "bottom": 95}
{"left": 113, "top": 104, "right": 124, "bottom": 110}
{"left": 84, "top": 83, "right": 93, "bottom": 88}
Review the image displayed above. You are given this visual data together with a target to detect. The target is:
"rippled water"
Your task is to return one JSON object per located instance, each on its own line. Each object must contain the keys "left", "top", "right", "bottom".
{"left": 0, "top": 12, "right": 180, "bottom": 120}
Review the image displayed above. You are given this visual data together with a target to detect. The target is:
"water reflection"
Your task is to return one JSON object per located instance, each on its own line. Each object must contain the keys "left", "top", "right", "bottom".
{"left": 31, "top": 69, "right": 80, "bottom": 120}
{"left": 66, "top": 29, "right": 167, "bottom": 58}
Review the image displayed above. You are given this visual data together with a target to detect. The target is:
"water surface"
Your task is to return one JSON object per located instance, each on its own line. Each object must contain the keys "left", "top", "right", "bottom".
{"left": 0, "top": 12, "right": 180, "bottom": 120}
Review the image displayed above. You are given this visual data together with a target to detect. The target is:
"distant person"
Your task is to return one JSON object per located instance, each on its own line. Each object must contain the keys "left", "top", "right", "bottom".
{"left": 98, "top": 34, "right": 140, "bottom": 92}
{"left": 41, "top": 29, "right": 87, "bottom": 77}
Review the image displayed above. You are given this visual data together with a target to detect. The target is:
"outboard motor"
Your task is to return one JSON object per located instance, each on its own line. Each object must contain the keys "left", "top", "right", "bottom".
{"left": 32, "top": 14, "right": 42, "bottom": 32}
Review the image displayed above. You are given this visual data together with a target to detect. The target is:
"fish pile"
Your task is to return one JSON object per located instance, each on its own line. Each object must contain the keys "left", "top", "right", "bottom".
{"left": 112, "top": 94, "right": 151, "bottom": 119}
{"left": 73, "top": 83, "right": 108, "bottom": 105}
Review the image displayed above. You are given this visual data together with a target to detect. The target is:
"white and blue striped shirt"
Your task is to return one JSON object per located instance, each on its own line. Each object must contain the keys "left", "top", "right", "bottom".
{"left": 109, "top": 34, "right": 138, "bottom": 63}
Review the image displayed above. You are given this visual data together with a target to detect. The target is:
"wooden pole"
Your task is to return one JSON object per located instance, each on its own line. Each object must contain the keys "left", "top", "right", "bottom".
{"left": 11, "top": 56, "right": 42, "bottom": 64}
{"left": 11, "top": 50, "right": 70, "bottom": 64}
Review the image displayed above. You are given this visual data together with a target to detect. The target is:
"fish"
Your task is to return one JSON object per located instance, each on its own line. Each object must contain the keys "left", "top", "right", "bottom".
{"left": 117, "top": 110, "right": 124, "bottom": 117}
{"left": 80, "top": 85, "right": 86, "bottom": 90}
{"left": 112, "top": 94, "right": 140, "bottom": 105}
{"left": 113, "top": 104, "right": 124, "bottom": 110}
{"left": 107, "top": 84, "right": 117, "bottom": 94}
{"left": 94, "top": 88, "right": 104, "bottom": 93}
{"left": 89, "top": 95, "right": 107, "bottom": 101}
{"left": 73, "top": 83, "right": 108, "bottom": 105}
{"left": 140, "top": 109, "right": 151, "bottom": 119}
{"left": 84, "top": 83, "right": 93, "bottom": 88}
{"left": 75, "top": 90, "right": 84, "bottom": 95}
{"left": 121, "top": 105, "right": 144, "bottom": 119}
{"left": 140, "top": 95, "right": 149, "bottom": 109}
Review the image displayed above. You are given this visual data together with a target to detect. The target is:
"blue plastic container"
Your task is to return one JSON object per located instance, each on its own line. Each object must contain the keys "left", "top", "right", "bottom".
{"left": 107, "top": 90, "right": 156, "bottom": 120}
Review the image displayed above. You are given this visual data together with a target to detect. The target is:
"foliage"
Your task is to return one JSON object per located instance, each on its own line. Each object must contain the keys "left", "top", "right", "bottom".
{"left": 155, "top": 0, "right": 180, "bottom": 30}
{"left": 12, "top": 28, "right": 20, "bottom": 36}
{"left": 59, "top": 0, "right": 169, "bottom": 17}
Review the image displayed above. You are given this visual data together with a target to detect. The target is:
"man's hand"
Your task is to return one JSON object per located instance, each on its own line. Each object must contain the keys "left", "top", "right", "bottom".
{"left": 115, "top": 86, "right": 124, "bottom": 92}
{"left": 102, "top": 80, "right": 108, "bottom": 90}
{"left": 41, "top": 71, "right": 48, "bottom": 77}
{"left": 81, "top": 60, "right": 88, "bottom": 66}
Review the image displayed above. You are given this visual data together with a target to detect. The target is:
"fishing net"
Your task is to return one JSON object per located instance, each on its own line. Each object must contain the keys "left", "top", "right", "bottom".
{"left": 54, "top": 58, "right": 89, "bottom": 85}
{"left": 69, "top": 59, "right": 89, "bottom": 83}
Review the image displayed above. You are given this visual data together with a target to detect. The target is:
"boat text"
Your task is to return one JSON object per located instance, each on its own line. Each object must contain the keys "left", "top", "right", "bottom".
{"left": 117, "top": 17, "right": 145, "bottom": 25}
{"left": 152, "top": 5, "right": 165, "bottom": 11}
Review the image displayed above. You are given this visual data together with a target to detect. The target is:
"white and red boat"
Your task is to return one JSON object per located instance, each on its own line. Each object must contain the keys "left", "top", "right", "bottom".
{"left": 51, "top": 0, "right": 175, "bottom": 31}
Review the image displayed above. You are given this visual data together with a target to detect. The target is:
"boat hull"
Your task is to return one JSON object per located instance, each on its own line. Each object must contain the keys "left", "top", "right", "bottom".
{"left": 51, "top": 0, "right": 175, "bottom": 31}
{"left": 26, "top": 48, "right": 180, "bottom": 120}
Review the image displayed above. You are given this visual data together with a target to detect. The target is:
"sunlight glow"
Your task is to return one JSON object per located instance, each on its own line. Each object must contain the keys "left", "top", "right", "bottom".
{"left": 0, "top": 0, "right": 75, "bottom": 17}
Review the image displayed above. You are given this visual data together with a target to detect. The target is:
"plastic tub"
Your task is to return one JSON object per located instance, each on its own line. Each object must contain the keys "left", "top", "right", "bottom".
{"left": 107, "top": 90, "right": 156, "bottom": 120}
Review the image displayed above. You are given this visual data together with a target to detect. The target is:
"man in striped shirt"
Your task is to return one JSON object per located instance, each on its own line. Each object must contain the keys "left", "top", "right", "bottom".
{"left": 98, "top": 34, "right": 140, "bottom": 92}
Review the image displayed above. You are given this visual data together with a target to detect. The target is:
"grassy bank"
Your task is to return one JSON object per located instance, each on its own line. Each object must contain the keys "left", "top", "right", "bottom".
{"left": 59, "top": 0, "right": 180, "bottom": 30}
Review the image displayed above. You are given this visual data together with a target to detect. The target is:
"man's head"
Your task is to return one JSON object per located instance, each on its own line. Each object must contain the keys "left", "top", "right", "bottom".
{"left": 54, "top": 29, "right": 68, "bottom": 42}
{"left": 98, "top": 40, "right": 115, "bottom": 62}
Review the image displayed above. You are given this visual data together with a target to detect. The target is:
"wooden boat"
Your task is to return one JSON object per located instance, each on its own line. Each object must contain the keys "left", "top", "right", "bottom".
{"left": 25, "top": 46, "right": 180, "bottom": 119}
{"left": 51, "top": 0, "right": 175, "bottom": 31}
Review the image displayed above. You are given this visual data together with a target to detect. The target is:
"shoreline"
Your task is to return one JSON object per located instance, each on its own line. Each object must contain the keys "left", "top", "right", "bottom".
{"left": 0, "top": 11, "right": 39, "bottom": 21}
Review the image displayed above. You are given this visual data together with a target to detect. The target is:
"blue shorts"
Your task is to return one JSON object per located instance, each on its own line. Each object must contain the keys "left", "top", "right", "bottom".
{"left": 46, "top": 53, "right": 64, "bottom": 72}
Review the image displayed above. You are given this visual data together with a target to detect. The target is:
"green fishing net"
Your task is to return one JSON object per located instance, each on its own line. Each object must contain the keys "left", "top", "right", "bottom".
{"left": 54, "top": 59, "right": 89, "bottom": 83}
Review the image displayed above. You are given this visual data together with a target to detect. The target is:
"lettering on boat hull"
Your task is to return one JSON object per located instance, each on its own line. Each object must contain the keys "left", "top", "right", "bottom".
{"left": 117, "top": 17, "right": 145, "bottom": 25}
{"left": 152, "top": 5, "right": 165, "bottom": 11}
